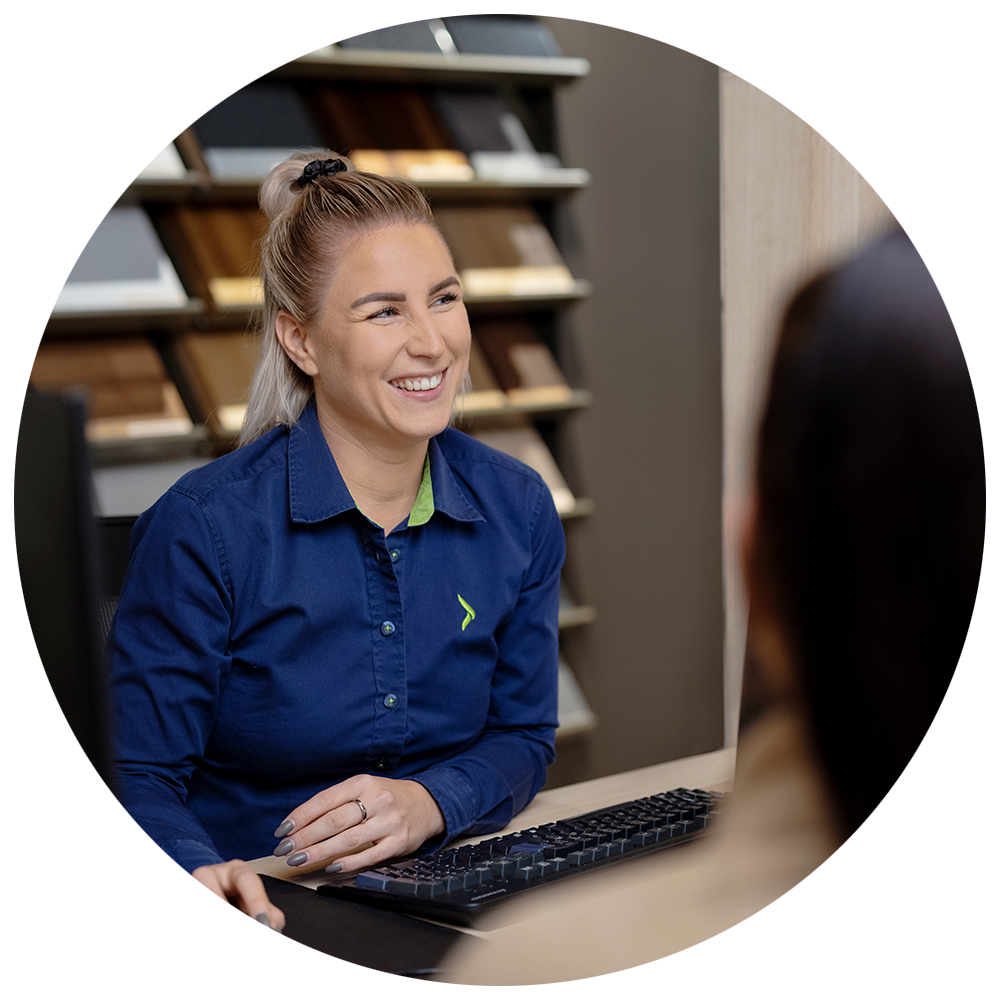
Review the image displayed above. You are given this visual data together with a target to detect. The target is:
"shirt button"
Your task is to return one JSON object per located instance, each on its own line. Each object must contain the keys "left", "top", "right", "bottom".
{"left": 375, "top": 759, "right": 389, "bottom": 770}
{"left": 389, "top": 549, "right": 400, "bottom": 562}
{"left": 379, "top": 621, "right": 396, "bottom": 636}
{"left": 383, "top": 693, "right": 399, "bottom": 709}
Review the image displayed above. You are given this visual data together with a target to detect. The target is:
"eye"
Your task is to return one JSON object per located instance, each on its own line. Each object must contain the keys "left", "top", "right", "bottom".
{"left": 432, "top": 291, "right": 460, "bottom": 307}
{"left": 367, "top": 305, "right": 400, "bottom": 320}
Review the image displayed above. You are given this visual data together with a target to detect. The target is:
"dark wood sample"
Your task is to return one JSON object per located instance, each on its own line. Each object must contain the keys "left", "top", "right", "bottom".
{"left": 172, "top": 330, "right": 260, "bottom": 437}
{"left": 29, "top": 337, "right": 192, "bottom": 440}
{"left": 471, "top": 317, "right": 571, "bottom": 405}
{"left": 163, "top": 204, "right": 268, "bottom": 308}
{"left": 307, "top": 84, "right": 456, "bottom": 152}
{"left": 434, "top": 204, "right": 575, "bottom": 297}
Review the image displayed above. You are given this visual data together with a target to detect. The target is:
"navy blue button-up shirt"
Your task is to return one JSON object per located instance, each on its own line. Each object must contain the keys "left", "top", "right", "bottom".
{"left": 110, "top": 402, "right": 564, "bottom": 872}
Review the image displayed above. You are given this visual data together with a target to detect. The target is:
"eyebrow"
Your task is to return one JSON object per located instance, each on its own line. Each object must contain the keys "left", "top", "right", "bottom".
{"left": 350, "top": 277, "right": 461, "bottom": 310}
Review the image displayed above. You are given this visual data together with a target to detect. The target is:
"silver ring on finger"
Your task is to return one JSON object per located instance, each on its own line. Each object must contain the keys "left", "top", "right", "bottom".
{"left": 353, "top": 797, "right": 368, "bottom": 824}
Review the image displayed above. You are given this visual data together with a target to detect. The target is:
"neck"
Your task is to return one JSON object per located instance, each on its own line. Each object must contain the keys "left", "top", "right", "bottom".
{"left": 315, "top": 406, "right": 429, "bottom": 535}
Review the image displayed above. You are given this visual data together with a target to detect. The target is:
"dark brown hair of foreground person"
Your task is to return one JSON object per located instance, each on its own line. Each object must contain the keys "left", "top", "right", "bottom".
{"left": 747, "top": 227, "right": 986, "bottom": 842}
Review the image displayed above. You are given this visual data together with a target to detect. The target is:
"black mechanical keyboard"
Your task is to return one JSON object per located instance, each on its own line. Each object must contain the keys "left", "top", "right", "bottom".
{"left": 316, "top": 787, "right": 725, "bottom": 924}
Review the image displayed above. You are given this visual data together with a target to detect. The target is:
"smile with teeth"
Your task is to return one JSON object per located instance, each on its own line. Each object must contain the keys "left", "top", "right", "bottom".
{"left": 390, "top": 372, "right": 444, "bottom": 392}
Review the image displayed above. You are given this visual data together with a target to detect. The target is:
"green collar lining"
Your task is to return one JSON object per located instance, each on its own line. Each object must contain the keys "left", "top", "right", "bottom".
{"left": 407, "top": 453, "right": 435, "bottom": 527}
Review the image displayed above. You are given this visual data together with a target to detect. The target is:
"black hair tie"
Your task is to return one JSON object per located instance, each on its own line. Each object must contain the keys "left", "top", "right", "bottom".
{"left": 297, "top": 158, "right": 347, "bottom": 188}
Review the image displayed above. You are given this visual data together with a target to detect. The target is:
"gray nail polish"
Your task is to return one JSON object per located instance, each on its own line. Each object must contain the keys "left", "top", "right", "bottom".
{"left": 325, "top": 861, "right": 343, "bottom": 873}
{"left": 274, "top": 819, "right": 294, "bottom": 838}
{"left": 287, "top": 851, "right": 309, "bottom": 867}
{"left": 255, "top": 913, "right": 271, "bottom": 928}
{"left": 272, "top": 837, "right": 294, "bottom": 857}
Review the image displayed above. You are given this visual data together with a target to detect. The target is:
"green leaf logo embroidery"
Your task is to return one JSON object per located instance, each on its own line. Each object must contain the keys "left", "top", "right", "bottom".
{"left": 458, "top": 594, "right": 476, "bottom": 631}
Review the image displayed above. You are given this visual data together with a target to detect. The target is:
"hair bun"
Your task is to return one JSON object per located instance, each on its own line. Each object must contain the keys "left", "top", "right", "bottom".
{"left": 297, "top": 157, "right": 348, "bottom": 187}
{"left": 259, "top": 151, "right": 355, "bottom": 221}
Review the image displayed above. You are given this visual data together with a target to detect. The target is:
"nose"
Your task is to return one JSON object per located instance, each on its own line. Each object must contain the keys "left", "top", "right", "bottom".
{"left": 407, "top": 308, "right": 446, "bottom": 359}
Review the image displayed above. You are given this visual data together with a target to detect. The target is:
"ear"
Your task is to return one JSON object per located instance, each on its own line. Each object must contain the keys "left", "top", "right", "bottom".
{"left": 739, "top": 491, "right": 799, "bottom": 703}
{"left": 738, "top": 491, "right": 761, "bottom": 606}
{"left": 275, "top": 310, "right": 319, "bottom": 377}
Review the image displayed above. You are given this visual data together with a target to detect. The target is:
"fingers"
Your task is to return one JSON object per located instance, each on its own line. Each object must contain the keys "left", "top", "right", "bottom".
{"left": 275, "top": 799, "right": 368, "bottom": 860}
{"left": 275, "top": 802, "right": 381, "bottom": 869}
{"left": 273, "top": 776, "right": 370, "bottom": 842}
{"left": 273, "top": 776, "right": 389, "bottom": 864}
{"left": 192, "top": 862, "right": 231, "bottom": 901}
{"left": 192, "top": 860, "right": 286, "bottom": 932}
{"left": 273, "top": 777, "right": 446, "bottom": 871}
{"left": 227, "top": 863, "right": 286, "bottom": 932}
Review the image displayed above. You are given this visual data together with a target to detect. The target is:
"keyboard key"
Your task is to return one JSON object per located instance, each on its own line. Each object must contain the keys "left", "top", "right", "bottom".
{"left": 386, "top": 877, "right": 421, "bottom": 895}
{"left": 354, "top": 871, "right": 395, "bottom": 890}
{"left": 511, "top": 865, "right": 541, "bottom": 880}
{"left": 510, "top": 842, "right": 553, "bottom": 856}
{"left": 417, "top": 880, "right": 448, "bottom": 898}
{"left": 489, "top": 857, "right": 518, "bottom": 877}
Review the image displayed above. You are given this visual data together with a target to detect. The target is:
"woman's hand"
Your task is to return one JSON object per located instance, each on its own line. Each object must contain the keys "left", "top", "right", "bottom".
{"left": 271, "top": 776, "right": 446, "bottom": 874}
{"left": 192, "top": 859, "right": 286, "bottom": 931}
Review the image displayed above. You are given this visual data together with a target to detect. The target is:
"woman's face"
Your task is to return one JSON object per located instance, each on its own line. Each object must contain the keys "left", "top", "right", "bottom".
{"left": 289, "top": 223, "right": 471, "bottom": 450}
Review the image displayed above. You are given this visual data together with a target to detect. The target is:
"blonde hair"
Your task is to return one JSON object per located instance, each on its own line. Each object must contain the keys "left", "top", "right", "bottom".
{"left": 240, "top": 151, "right": 439, "bottom": 445}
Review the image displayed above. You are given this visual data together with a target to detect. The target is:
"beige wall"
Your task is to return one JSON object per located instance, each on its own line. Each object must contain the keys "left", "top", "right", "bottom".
{"left": 720, "top": 71, "right": 896, "bottom": 745}
{"left": 537, "top": 25, "right": 897, "bottom": 778}
{"left": 543, "top": 21, "right": 726, "bottom": 787}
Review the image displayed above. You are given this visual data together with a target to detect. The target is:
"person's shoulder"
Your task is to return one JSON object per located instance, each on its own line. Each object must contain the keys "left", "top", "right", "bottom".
{"left": 168, "top": 424, "right": 289, "bottom": 503}
{"left": 435, "top": 426, "right": 545, "bottom": 487}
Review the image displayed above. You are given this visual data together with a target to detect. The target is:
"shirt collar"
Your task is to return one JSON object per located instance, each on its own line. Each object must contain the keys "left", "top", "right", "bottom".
{"left": 288, "top": 401, "right": 484, "bottom": 525}
{"left": 425, "top": 432, "right": 485, "bottom": 524}
{"left": 287, "top": 401, "right": 356, "bottom": 523}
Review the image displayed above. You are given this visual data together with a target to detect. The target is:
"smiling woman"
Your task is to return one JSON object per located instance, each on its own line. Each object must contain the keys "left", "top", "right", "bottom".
{"left": 108, "top": 152, "right": 564, "bottom": 930}
{"left": 242, "top": 153, "right": 457, "bottom": 442}
{"left": 274, "top": 223, "right": 471, "bottom": 523}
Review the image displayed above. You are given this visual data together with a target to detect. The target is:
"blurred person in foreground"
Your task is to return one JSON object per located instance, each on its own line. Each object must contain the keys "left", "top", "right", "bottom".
{"left": 437, "top": 227, "right": 986, "bottom": 984}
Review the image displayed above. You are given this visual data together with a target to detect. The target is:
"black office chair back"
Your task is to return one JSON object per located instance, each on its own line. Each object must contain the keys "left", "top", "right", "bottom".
{"left": 94, "top": 515, "right": 138, "bottom": 648}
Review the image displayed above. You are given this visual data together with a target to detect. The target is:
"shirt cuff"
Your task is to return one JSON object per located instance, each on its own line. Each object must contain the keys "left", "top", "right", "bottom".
{"left": 408, "top": 768, "right": 481, "bottom": 847}
{"left": 167, "top": 838, "right": 227, "bottom": 874}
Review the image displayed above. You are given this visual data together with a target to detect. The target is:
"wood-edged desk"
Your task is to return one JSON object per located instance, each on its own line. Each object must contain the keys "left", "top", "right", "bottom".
{"left": 247, "top": 747, "right": 736, "bottom": 976}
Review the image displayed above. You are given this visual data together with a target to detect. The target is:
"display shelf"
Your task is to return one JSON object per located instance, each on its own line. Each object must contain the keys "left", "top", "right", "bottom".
{"left": 44, "top": 303, "right": 206, "bottom": 337}
{"left": 161, "top": 282, "right": 592, "bottom": 330}
{"left": 464, "top": 280, "right": 592, "bottom": 310}
{"left": 556, "top": 658, "right": 598, "bottom": 739}
{"left": 454, "top": 387, "right": 592, "bottom": 420}
{"left": 278, "top": 46, "right": 591, "bottom": 87}
{"left": 122, "top": 176, "right": 208, "bottom": 202}
{"left": 558, "top": 604, "right": 597, "bottom": 630}
{"left": 87, "top": 425, "right": 211, "bottom": 468}
{"left": 126, "top": 174, "right": 589, "bottom": 205}
{"left": 41, "top": 285, "right": 591, "bottom": 335}
{"left": 560, "top": 498, "right": 595, "bottom": 521}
